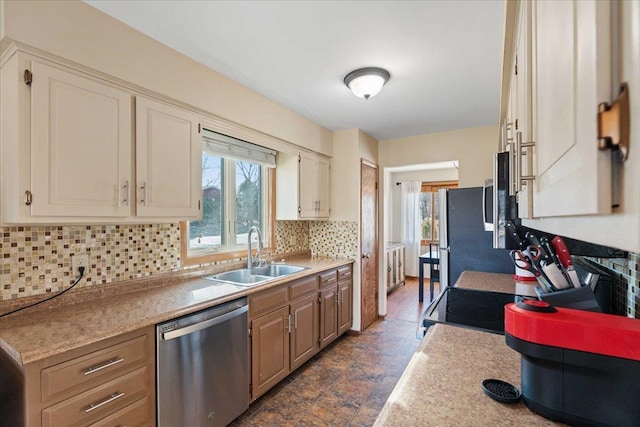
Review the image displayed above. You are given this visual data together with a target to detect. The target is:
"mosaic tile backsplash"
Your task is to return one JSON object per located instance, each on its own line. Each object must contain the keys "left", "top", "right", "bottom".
{"left": 589, "top": 252, "right": 640, "bottom": 319}
{"left": 1, "top": 224, "right": 182, "bottom": 300}
{"left": 309, "top": 221, "right": 358, "bottom": 258}
{"left": 0, "top": 220, "right": 357, "bottom": 301}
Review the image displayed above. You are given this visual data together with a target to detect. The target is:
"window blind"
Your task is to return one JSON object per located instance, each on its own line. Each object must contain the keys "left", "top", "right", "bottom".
{"left": 202, "top": 128, "right": 277, "bottom": 168}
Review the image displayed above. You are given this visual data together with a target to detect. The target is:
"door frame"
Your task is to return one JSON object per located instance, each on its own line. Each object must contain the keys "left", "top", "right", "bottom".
{"left": 360, "top": 159, "right": 379, "bottom": 331}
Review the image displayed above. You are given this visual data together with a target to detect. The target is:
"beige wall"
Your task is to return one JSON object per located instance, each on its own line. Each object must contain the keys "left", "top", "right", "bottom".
{"left": 1, "top": 0, "right": 333, "bottom": 156}
{"left": 379, "top": 125, "right": 498, "bottom": 188}
{"left": 331, "top": 129, "right": 360, "bottom": 222}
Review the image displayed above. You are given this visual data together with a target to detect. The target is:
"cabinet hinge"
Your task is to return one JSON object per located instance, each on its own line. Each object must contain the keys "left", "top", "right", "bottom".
{"left": 298, "top": 206, "right": 301, "bottom": 213}
{"left": 375, "top": 182, "right": 378, "bottom": 190}
{"left": 198, "top": 200, "right": 201, "bottom": 210}
{"left": 598, "top": 83, "right": 630, "bottom": 161}
{"left": 514, "top": 56, "right": 518, "bottom": 76}
{"left": 24, "top": 70, "right": 33, "bottom": 86}
{"left": 298, "top": 155, "right": 301, "bottom": 162}
{"left": 248, "top": 328, "right": 252, "bottom": 337}
{"left": 318, "top": 296, "right": 321, "bottom": 304}
{"left": 24, "top": 190, "right": 32, "bottom": 206}
{"left": 198, "top": 123, "right": 201, "bottom": 133}
{"left": 515, "top": 119, "right": 518, "bottom": 130}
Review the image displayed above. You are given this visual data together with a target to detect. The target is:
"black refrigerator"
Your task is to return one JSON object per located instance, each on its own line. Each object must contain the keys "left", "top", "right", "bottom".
{"left": 438, "top": 187, "right": 514, "bottom": 287}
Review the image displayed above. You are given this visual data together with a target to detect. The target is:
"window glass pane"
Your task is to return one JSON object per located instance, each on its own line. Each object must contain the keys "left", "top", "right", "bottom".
{"left": 419, "top": 192, "right": 432, "bottom": 241}
{"left": 235, "top": 160, "right": 263, "bottom": 245}
{"left": 189, "top": 154, "right": 224, "bottom": 250}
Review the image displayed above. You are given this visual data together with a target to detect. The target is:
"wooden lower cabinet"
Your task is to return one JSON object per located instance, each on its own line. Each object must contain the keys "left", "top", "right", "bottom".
{"left": 337, "top": 280, "right": 353, "bottom": 336}
{"left": 290, "top": 293, "right": 319, "bottom": 370}
{"left": 319, "top": 285, "right": 338, "bottom": 349}
{"left": 10, "top": 327, "right": 156, "bottom": 427}
{"left": 250, "top": 306, "right": 291, "bottom": 399}
{"left": 249, "top": 264, "right": 353, "bottom": 400}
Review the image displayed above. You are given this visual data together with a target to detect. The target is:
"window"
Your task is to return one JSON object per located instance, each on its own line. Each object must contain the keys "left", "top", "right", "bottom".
{"left": 181, "top": 130, "right": 276, "bottom": 264}
{"left": 419, "top": 181, "right": 458, "bottom": 244}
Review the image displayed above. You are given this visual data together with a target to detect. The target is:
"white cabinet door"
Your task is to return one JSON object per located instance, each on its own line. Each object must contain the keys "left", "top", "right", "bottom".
{"left": 298, "top": 153, "right": 316, "bottom": 218}
{"left": 531, "top": 0, "right": 612, "bottom": 217}
{"left": 30, "top": 61, "right": 132, "bottom": 217}
{"left": 298, "top": 152, "right": 330, "bottom": 219}
{"left": 515, "top": 0, "right": 533, "bottom": 219}
{"left": 315, "top": 157, "right": 330, "bottom": 218}
{"left": 135, "top": 96, "right": 201, "bottom": 218}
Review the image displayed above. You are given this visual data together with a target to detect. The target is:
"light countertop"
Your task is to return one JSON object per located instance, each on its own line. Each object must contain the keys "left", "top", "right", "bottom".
{"left": 0, "top": 255, "right": 353, "bottom": 366}
{"left": 374, "top": 270, "right": 564, "bottom": 426}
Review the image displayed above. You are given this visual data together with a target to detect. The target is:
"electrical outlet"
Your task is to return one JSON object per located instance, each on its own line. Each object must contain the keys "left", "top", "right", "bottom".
{"left": 72, "top": 254, "right": 89, "bottom": 275}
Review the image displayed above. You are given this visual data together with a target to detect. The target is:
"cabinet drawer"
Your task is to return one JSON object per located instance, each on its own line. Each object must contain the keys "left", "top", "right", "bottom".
{"left": 319, "top": 270, "right": 337, "bottom": 289}
{"left": 250, "top": 286, "right": 289, "bottom": 319}
{"left": 88, "top": 396, "right": 151, "bottom": 427}
{"left": 41, "top": 335, "right": 147, "bottom": 403}
{"left": 337, "top": 265, "right": 352, "bottom": 282}
{"left": 289, "top": 275, "right": 318, "bottom": 300}
{"left": 42, "top": 366, "right": 149, "bottom": 427}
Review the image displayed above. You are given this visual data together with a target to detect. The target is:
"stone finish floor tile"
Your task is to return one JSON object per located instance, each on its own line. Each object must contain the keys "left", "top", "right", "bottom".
{"left": 239, "top": 280, "right": 424, "bottom": 427}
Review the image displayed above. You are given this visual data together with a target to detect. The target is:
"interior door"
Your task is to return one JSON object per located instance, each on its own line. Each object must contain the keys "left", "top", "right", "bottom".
{"left": 360, "top": 161, "right": 378, "bottom": 331}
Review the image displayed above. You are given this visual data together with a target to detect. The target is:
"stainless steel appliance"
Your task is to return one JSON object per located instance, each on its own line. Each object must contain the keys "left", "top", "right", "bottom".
{"left": 487, "top": 151, "right": 519, "bottom": 249}
{"left": 438, "top": 187, "right": 514, "bottom": 288}
{"left": 156, "top": 297, "right": 249, "bottom": 427}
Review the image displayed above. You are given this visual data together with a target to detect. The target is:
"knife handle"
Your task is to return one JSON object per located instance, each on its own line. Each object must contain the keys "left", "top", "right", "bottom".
{"left": 525, "top": 231, "right": 542, "bottom": 248}
{"left": 540, "top": 237, "right": 561, "bottom": 267}
{"left": 551, "top": 236, "right": 573, "bottom": 268}
{"left": 505, "top": 220, "right": 524, "bottom": 248}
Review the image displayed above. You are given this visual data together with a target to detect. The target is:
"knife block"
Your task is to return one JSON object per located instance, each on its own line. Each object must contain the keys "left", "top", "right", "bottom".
{"left": 539, "top": 286, "right": 601, "bottom": 312}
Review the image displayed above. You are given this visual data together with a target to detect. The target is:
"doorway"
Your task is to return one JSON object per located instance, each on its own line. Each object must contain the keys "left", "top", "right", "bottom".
{"left": 361, "top": 160, "right": 378, "bottom": 331}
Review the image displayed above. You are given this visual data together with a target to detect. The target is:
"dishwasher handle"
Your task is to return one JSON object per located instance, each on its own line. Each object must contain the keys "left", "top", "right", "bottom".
{"left": 162, "top": 305, "right": 248, "bottom": 341}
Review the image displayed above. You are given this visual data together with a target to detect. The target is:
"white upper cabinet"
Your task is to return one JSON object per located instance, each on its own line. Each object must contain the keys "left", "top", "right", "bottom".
{"left": 501, "top": 0, "right": 640, "bottom": 252}
{"left": 135, "top": 96, "right": 201, "bottom": 219}
{"left": 298, "top": 152, "right": 330, "bottom": 219}
{"left": 276, "top": 151, "right": 330, "bottom": 220}
{"left": 531, "top": 0, "right": 612, "bottom": 217}
{"left": 0, "top": 49, "right": 203, "bottom": 224}
{"left": 30, "top": 61, "right": 132, "bottom": 218}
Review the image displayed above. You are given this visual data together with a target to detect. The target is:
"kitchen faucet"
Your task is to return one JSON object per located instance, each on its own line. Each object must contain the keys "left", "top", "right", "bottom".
{"left": 247, "top": 226, "right": 265, "bottom": 270}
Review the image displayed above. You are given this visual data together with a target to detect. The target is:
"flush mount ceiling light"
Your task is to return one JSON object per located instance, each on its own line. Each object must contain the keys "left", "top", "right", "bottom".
{"left": 343, "top": 67, "right": 391, "bottom": 100}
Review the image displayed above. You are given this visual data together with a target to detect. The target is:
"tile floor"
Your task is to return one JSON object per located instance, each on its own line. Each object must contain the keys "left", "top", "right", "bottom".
{"left": 233, "top": 278, "right": 426, "bottom": 427}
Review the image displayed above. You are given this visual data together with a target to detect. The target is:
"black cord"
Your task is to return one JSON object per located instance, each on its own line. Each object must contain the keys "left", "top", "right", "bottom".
{"left": 0, "top": 266, "right": 86, "bottom": 319}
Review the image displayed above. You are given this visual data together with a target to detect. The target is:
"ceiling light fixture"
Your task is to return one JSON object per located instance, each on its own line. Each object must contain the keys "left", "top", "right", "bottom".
{"left": 343, "top": 67, "right": 390, "bottom": 100}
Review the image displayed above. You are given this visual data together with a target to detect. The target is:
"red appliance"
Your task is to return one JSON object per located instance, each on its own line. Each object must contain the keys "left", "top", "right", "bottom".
{"left": 505, "top": 300, "right": 640, "bottom": 426}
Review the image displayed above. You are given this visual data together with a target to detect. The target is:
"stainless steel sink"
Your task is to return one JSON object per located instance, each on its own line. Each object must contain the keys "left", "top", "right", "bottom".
{"left": 251, "top": 264, "right": 307, "bottom": 277}
{"left": 204, "top": 264, "right": 307, "bottom": 287}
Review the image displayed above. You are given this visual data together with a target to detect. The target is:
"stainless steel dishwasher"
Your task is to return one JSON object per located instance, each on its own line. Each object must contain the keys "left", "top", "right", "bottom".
{"left": 157, "top": 297, "right": 249, "bottom": 427}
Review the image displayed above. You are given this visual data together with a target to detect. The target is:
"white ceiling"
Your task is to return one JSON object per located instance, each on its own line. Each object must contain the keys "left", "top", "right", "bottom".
{"left": 85, "top": 0, "right": 504, "bottom": 141}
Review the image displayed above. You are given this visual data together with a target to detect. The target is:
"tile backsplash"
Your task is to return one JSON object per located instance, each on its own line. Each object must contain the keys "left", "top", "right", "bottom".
{"left": 309, "top": 221, "right": 358, "bottom": 258}
{"left": 1, "top": 220, "right": 358, "bottom": 301}
{"left": 1, "top": 224, "right": 182, "bottom": 300}
{"left": 589, "top": 252, "right": 640, "bottom": 318}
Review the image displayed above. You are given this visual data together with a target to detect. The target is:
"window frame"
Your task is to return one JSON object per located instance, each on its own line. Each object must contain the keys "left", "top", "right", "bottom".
{"left": 180, "top": 166, "right": 275, "bottom": 266}
{"left": 419, "top": 180, "right": 458, "bottom": 245}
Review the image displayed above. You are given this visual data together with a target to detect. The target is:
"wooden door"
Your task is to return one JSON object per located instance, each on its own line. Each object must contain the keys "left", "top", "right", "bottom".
{"left": 30, "top": 60, "right": 132, "bottom": 217}
{"left": 360, "top": 161, "right": 378, "bottom": 330}
{"left": 337, "top": 280, "right": 353, "bottom": 336}
{"left": 532, "top": 0, "right": 612, "bottom": 217}
{"left": 319, "top": 286, "right": 337, "bottom": 348}
{"left": 290, "top": 294, "right": 319, "bottom": 370}
{"left": 135, "top": 96, "right": 201, "bottom": 218}
{"left": 251, "top": 306, "right": 290, "bottom": 399}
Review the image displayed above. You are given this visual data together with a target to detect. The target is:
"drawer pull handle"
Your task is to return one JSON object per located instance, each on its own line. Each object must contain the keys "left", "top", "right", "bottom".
{"left": 85, "top": 391, "right": 124, "bottom": 413}
{"left": 84, "top": 357, "right": 124, "bottom": 375}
